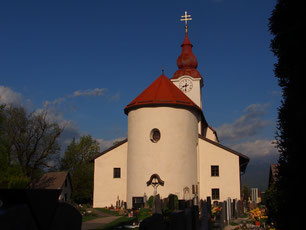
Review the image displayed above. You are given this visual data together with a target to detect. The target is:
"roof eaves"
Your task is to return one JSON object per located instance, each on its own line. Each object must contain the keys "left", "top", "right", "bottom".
{"left": 90, "top": 138, "right": 127, "bottom": 162}
{"left": 198, "top": 135, "right": 250, "bottom": 172}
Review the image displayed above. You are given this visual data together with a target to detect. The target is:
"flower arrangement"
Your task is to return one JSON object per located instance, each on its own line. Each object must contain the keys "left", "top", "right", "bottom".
{"left": 211, "top": 206, "right": 222, "bottom": 218}
{"left": 248, "top": 207, "right": 268, "bottom": 225}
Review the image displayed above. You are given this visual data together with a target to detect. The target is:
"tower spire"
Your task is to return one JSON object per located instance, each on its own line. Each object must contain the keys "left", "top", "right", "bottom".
{"left": 172, "top": 11, "right": 202, "bottom": 85}
{"left": 180, "top": 11, "right": 192, "bottom": 33}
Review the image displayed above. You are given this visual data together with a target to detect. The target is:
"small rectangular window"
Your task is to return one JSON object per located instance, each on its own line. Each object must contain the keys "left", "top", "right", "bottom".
{"left": 211, "top": 165, "right": 219, "bottom": 177}
{"left": 212, "top": 188, "right": 220, "bottom": 200}
{"left": 113, "top": 168, "right": 121, "bottom": 178}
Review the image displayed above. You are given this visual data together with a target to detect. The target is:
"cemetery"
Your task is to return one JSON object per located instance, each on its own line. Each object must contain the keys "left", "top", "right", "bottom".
{"left": 80, "top": 188, "right": 274, "bottom": 230}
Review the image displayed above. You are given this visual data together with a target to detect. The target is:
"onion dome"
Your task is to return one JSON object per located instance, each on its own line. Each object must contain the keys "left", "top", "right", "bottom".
{"left": 172, "top": 32, "right": 203, "bottom": 84}
{"left": 124, "top": 74, "right": 203, "bottom": 115}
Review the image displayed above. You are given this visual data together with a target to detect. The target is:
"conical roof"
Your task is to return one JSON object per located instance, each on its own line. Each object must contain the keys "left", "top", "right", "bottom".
{"left": 124, "top": 74, "right": 202, "bottom": 115}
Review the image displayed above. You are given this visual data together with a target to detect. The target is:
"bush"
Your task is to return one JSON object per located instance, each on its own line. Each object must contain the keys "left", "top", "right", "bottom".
{"left": 8, "top": 176, "right": 30, "bottom": 189}
{"left": 147, "top": 196, "right": 154, "bottom": 208}
{"left": 138, "top": 208, "right": 151, "bottom": 221}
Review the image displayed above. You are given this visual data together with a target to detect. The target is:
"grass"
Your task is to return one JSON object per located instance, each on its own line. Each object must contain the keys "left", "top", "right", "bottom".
{"left": 82, "top": 213, "right": 99, "bottom": 222}
{"left": 97, "top": 216, "right": 137, "bottom": 230}
{"left": 95, "top": 208, "right": 121, "bottom": 216}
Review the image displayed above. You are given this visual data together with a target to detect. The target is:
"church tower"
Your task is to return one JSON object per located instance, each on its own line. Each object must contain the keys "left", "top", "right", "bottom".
{"left": 171, "top": 12, "right": 203, "bottom": 110}
{"left": 171, "top": 13, "right": 205, "bottom": 136}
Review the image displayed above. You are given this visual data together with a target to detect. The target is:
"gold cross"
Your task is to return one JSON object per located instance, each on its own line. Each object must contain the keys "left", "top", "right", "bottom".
{"left": 180, "top": 11, "right": 192, "bottom": 33}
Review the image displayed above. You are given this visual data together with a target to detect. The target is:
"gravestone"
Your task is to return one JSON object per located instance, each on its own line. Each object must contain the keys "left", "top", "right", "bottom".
{"left": 237, "top": 200, "right": 242, "bottom": 217}
{"left": 0, "top": 189, "right": 81, "bottom": 230}
{"left": 178, "top": 199, "right": 186, "bottom": 210}
{"left": 169, "top": 194, "right": 175, "bottom": 210}
{"left": 199, "top": 200, "right": 209, "bottom": 230}
{"left": 124, "top": 202, "right": 127, "bottom": 210}
{"left": 49, "top": 202, "right": 82, "bottom": 230}
{"left": 191, "top": 205, "right": 200, "bottom": 230}
{"left": 186, "top": 199, "right": 192, "bottom": 208}
{"left": 152, "top": 194, "right": 162, "bottom": 214}
{"left": 226, "top": 198, "right": 231, "bottom": 222}
{"left": 139, "top": 213, "right": 167, "bottom": 230}
{"left": 206, "top": 197, "right": 212, "bottom": 224}
{"left": 184, "top": 208, "right": 193, "bottom": 230}
{"left": 169, "top": 210, "right": 185, "bottom": 230}
{"left": 223, "top": 201, "right": 228, "bottom": 223}
{"left": 232, "top": 199, "right": 235, "bottom": 219}
{"left": 220, "top": 202, "right": 226, "bottom": 228}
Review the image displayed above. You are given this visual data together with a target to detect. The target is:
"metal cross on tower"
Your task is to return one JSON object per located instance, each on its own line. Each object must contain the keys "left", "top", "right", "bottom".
{"left": 180, "top": 11, "right": 192, "bottom": 33}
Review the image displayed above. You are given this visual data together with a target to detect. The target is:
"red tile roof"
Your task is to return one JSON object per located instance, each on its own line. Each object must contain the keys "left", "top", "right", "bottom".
{"left": 124, "top": 74, "right": 202, "bottom": 115}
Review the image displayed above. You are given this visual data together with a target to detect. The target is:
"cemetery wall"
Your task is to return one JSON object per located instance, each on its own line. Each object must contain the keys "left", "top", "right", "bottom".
{"left": 127, "top": 107, "right": 199, "bottom": 208}
{"left": 198, "top": 138, "right": 241, "bottom": 201}
{"left": 93, "top": 142, "right": 127, "bottom": 208}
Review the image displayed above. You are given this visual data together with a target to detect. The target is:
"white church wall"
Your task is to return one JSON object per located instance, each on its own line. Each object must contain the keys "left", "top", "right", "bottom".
{"left": 203, "top": 126, "right": 219, "bottom": 142}
{"left": 93, "top": 142, "right": 127, "bottom": 208}
{"left": 198, "top": 138, "right": 241, "bottom": 202}
{"left": 127, "top": 107, "right": 199, "bottom": 208}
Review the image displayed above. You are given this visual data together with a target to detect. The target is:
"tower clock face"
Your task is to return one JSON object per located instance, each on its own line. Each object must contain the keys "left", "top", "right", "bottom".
{"left": 179, "top": 79, "right": 193, "bottom": 93}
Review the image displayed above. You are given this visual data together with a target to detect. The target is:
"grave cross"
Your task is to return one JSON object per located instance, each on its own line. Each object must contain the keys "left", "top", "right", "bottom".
{"left": 146, "top": 174, "right": 164, "bottom": 197}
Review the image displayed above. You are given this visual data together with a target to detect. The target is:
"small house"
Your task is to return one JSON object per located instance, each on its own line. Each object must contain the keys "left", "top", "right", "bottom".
{"left": 32, "top": 171, "right": 72, "bottom": 202}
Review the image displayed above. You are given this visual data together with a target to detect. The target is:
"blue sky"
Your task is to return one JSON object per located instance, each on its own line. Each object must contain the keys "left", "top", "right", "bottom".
{"left": 1, "top": 0, "right": 279, "bottom": 190}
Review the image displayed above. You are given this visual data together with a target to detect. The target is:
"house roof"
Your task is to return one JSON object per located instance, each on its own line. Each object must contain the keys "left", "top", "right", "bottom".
{"left": 199, "top": 135, "right": 250, "bottom": 173}
{"left": 90, "top": 138, "right": 128, "bottom": 162}
{"left": 124, "top": 74, "right": 203, "bottom": 116}
{"left": 172, "top": 32, "right": 203, "bottom": 84}
{"left": 31, "top": 171, "right": 71, "bottom": 190}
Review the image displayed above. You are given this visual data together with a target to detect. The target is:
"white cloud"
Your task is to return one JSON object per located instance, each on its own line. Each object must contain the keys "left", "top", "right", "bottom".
{"left": 72, "top": 88, "right": 107, "bottom": 97}
{"left": 0, "top": 85, "right": 23, "bottom": 106}
{"left": 216, "top": 103, "right": 271, "bottom": 142}
{"left": 231, "top": 139, "right": 279, "bottom": 158}
{"left": 43, "top": 97, "right": 67, "bottom": 107}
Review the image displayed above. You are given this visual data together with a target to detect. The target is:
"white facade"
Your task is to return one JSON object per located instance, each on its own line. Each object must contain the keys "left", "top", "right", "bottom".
{"left": 198, "top": 137, "right": 241, "bottom": 202}
{"left": 93, "top": 141, "right": 127, "bottom": 207}
{"left": 127, "top": 107, "right": 199, "bottom": 207}
{"left": 93, "top": 122, "right": 248, "bottom": 208}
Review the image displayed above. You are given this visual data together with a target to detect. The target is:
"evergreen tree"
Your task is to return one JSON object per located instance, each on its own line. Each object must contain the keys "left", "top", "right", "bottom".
{"left": 269, "top": 0, "right": 305, "bottom": 228}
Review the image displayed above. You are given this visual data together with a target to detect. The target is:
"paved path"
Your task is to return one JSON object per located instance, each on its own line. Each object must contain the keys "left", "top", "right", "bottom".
{"left": 82, "top": 216, "right": 121, "bottom": 230}
{"left": 82, "top": 208, "right": 121, "bottom": 230}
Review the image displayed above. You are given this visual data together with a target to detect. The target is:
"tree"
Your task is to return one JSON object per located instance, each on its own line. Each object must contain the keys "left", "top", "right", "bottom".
{"left": 269, "top": 0, "right": 305, "bottom": 228}
{"left": 241, "top": 184, "right": 249, "bottom": 201}
{"left": 60, "top": 135, "right": 100, "bottom": 204}
{"left": 0, "top": 105, "right": 63, "bottom": 187}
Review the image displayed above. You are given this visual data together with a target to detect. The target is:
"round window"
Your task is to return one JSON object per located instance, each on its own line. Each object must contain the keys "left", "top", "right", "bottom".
{"left": 150, "top": 129, "right": 161, "bottom": 143}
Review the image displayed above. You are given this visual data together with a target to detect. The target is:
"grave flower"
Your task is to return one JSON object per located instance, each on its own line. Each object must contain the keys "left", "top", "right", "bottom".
{"left": 211, "top": 206, "right": 222, "bottom": 218}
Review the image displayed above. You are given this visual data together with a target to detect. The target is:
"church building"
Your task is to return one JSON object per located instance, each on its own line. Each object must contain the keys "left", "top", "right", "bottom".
{"left": 92, "top": 16, "right": 249, "bottom": 208}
